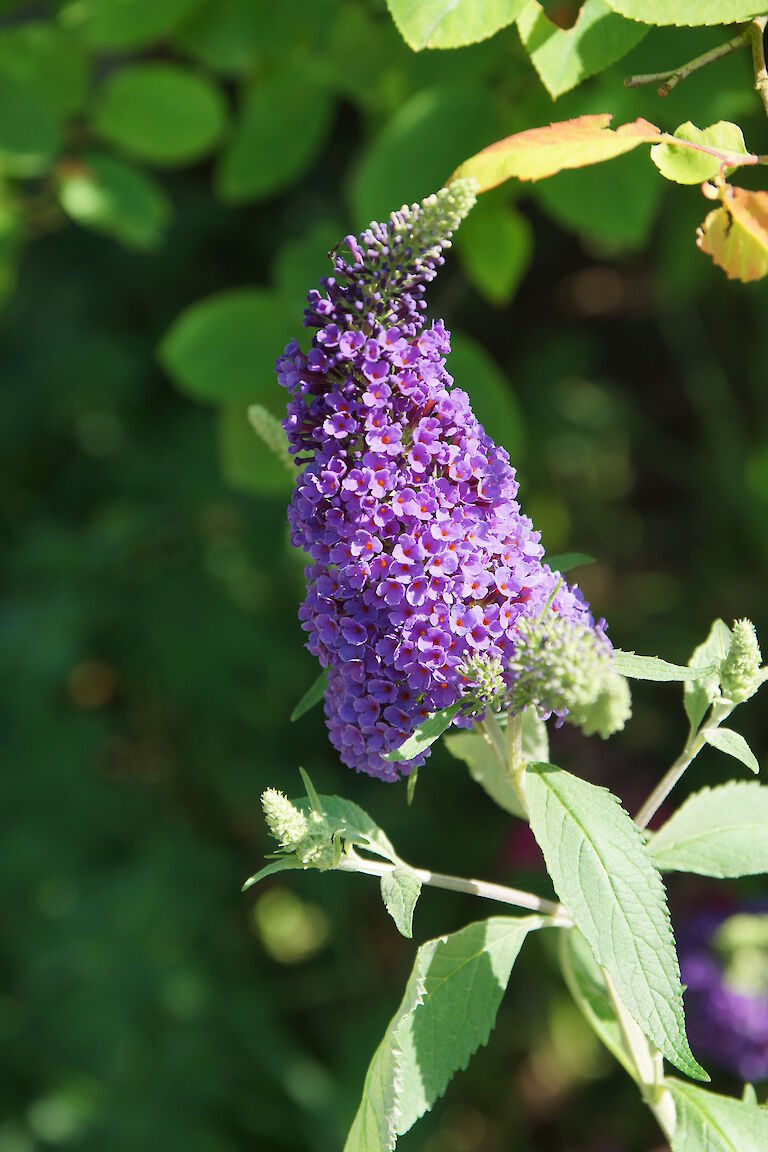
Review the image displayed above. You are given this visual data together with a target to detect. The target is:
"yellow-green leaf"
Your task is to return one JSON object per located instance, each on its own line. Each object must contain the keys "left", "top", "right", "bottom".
{"left": 697, "top": 186, "right": 768, "bottom": 283}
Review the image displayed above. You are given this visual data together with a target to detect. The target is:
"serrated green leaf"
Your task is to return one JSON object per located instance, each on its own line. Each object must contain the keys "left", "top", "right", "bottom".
{"left": 454, "top": 199, "right": 532, "bottom": 307}
{"left": 290, "top": 670, "right": 328, "bottom": 723}
{"left": 216, "top": 68, "right": 333, "bottom": 204}
{"left": 92, "top": 63, "right": 227, "bottom": 168}
{"left": 60, "top": 0, "right": 206, "bottom": 50}
{"left": 382, "top": 702, "right": 462, "bottom": 763}
{"left": 380, "top": 869, "right": 422, "bottom": 938}
{"left": 518, "top": 0, "right": 647, "bottom": 98}
{"left": 613, "top": 651, "right": 717, "bottom": 682}
{"left": 526, "top": 762, "right": 707, "bottom": 1081}
{"left": 684, "top": 619, "right": 732, "bottom": 731}
{"left": 704, "top": 727, "right": 759, "bottom": 774}
{"left": 650, "top": 782, "right": 768, "bottom": 877}
{"left": 57, "top": 153, "right": 172, "bottom": 250}
{"left": 295, "top": 794, "right": 397, "bottom": 863}
{"left": 651, "top": 122, "right": 750, "bottom": 185}
{"left": 385, "top": 0, "right": 527, "bottom": 50}
{"left": 603, "top": 1, "right": 765, "bottom": 26}
{"left": 559, "top": 927, "right": 637, "bottom": 1079}
{"left": 345, "top": 916, "right": 543, "bottom": 1150}
{"left": 444, "top": 728, "right": 526, "bottom": 817}
{"left": 547, "top": 551, "right": 596, "bottom": 573}
{"left": 667, "top": 1079, "right": 768, "bottom": 1151}
{"left": 159, "top": 289, "right": 293, "bottom": 403}
{"left": 242, "top": 856, "right": 301, "bottom": 892}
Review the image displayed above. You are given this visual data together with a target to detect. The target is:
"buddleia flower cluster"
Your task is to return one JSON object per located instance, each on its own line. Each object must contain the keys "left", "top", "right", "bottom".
{"left": 277, "top": 182, "right": 618, "bottom": 779}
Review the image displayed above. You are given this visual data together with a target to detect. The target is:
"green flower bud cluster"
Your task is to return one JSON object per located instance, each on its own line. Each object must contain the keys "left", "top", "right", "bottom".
{"left": 260, "top": 789, "right": 338, "bottom": 871}
{"left": 460, "top": 653, "right": 506, "bottom": 711}
{"left": 719, "top": 619, "right": 762, "bottom": 704}
{"left": 508, "top": 615, "right": 631, "bottom": 740}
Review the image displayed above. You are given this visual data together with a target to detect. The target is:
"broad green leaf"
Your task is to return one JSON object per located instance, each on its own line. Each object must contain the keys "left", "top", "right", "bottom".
{"left": 382, "top": 702, "right": 462, "bottom": 762}
{"left": 352, "top": 86, "right": 498, "bottom": 226}
{"left": 603, "top": 1, "right": 765, "bottom": 26}
{"left": 651, "top": 122, "right": 750, "bottom": 185}
{"left": 295, "top": 794, "right": 398, "bottom": 863}
{"left": 559, "top": 927, "right": 637, "bottom": 1079}
{"left": 290, "top": 670, "right": 328, "bottom": 723}
{"left": 704, "top": 727, "right": 759, "bottom": 775}
{"left": 534, "top": 146, "right": 663, "bottom": 251}
{"left": 613, "top": 651, "right": 717, "bottom": 682}
{"left": 454, "top": 199, "right": 532, "bottom": 307}
{"left": 57, "top": 154, "right": 172, "bottom": 250}
{"left": 380, "top": 868, "right": 422, "bottom": 938}
{"left": 216, "top": 69, "right": 333, "bottom": 204}
{"left": 0, "top": 73, "right": 60, "bottom": 176}
{"left": 518, "top": 0, "right": 647, "bottom": 98}
{"left": 159, "top": 289, "right": 293, "bottom": 402}
{"left": 174, "top": 0, "right": 263, "bottom": 75}
{"left": 242, "top": 856, "right": 301, "bottom": 892}
{"left": 444, "top": 728, "right": 526, "bottom": 817}
{"left": 520, "top": 708, "right": 550, "bottom": 764}
{"left": 345, "top": 916, "right": 543, "bottom": 1150}
{"left": 449, "top": 332, "right": 524, "bottom": 460}
{"left": 684, "top": 619, "right": 732, "bottom": 731}
{"left": 667, "top": 1079, "right": 768, "bottom": 1151}
{"left": 697, "top": 187, "right": 768, "bottom": 284}
{"left": 92, "top": 63, "right": 227, "bottom": 168}
{"left": 60, "top": 0, "right": 206, "bottom": 49}
{"left": 385, "top": 0, "right": 527, "bottom": 50}
{"left": 650, "top": 782, "right": 768, "bottom": 877}
{"left": 526, "top": 762, "right": 707, "bottom": 1081}
{"left": 547, "top": 552, "right": 596, "bottom": 573}
{"left": 451, "top": 114, "right": 660, "bottom": 192}
{"left": 217, "top": 403, "right": 294, "bottom": 497}
{"left": 0, "top": 23, "right": 89, "bottom": 118}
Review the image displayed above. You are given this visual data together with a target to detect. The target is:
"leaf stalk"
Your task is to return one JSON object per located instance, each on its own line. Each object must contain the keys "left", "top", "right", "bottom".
{"left": 625, "top": 28, "right": 751, "bottom": 95}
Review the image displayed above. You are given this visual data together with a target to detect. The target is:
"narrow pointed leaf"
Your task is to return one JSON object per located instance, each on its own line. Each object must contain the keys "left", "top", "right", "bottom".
{"left": 547, "top": 551, "right": 595, "bottom": 573}
{"left": 667, "top": 1079, "right": 768, "bottom": 1151}
{"left": 451, "top": 114, "right": 660, "bottom": 192}
{"left": 380, "top": 868, "right": 422, "bottom": 938}
{"left": 290, "top": 669, "right": 328, "bottom": 722}
{"left": 242, "top": 856, "right": 300, "bottom": 892}
{"left": 382, "top": 702, "right": 462, "bottom": 762}
{"left": 650, "top": 782, "right": 768, "bottom": 877}
{"left": 613, "top": 651, "right": 717, "bottom": 682}
{"left": 684, "top": 619, "right": 731, "bottom": 731}
{"left": 704, "top": 727, "right": 759, "bottom": 775}
{"left": 345, "top": 916, "right": 543, "bottom": 1150}
{"left": 526, "top": 762, "right": 707, "bottom": 1081}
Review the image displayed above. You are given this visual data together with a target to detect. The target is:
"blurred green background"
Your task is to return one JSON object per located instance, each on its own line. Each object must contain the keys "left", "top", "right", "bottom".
{"left": 1, "top": 2, "right": 767, "bottom": 1150}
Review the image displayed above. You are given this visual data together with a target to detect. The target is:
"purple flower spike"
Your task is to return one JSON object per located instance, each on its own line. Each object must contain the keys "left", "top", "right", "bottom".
{"left": 278, "top": 182, "right": 601, "bottom": 779}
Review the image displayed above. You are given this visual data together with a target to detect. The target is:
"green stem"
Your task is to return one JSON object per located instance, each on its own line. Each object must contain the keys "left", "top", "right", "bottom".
{"left": 625, "top": 28, "right": 750, "bottom": 95}
{"left": 506, "top": 710, "right": 529, "bottom": 816}
{"left": 338, "top": 849, "right": 571, "bottom": 923}
{"left": 633, "top": 698, "right": 733, "bottom": 830}
{"left": 480, "top": 710, "right": 507, "bottom": 770}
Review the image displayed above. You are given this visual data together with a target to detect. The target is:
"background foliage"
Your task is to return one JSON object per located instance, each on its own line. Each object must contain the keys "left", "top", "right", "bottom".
{"left": 1, "top": 1, "right": 767, "bottom": 1149}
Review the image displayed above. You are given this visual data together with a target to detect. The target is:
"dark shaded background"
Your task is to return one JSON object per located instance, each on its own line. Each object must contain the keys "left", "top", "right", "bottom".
{"left": 1, "top": 3, "right": 767, "bottom": 1150}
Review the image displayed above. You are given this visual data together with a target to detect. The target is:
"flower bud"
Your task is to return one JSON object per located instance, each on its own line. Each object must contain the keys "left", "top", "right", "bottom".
{"left": 720, "top": 619, "right": 762, "bottom": 704}
{"left": 460, "top": 653, "right": 506, "bottom": 712}
{"left": 508, "top": 615, "right": 631, "bottom": 739}
{"left": 261, "top": 789, "right": 308, "bottom": 851}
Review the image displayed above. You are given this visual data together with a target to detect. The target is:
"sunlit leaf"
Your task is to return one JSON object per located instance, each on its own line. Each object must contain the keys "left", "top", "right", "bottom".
{"left": 704, "top": 727, "right": 760, "bottom": 774}
{"left": 651, "top": 122, "right": 751, "bottom": 185}
{"left": 444, "top": 728, "right": 526, "bottom": 817}
{"left": 603, "top": 1, "right": 765, "bottom": 26}
{"left": 382, "top": 702, "right": 462, "bottom": 762}
{"left": 697, "top": 186, "right": 768, "bottom": 284}
{"left": 667, "top": 1079, "right": 768, "bottom": 1151}
{"left": 451, "top": 113, "right": 660, "bottom": 191}
{"left": 613, "top": 651, "right": 717, "bottom": 682}
{"left": 684, "top": 619, "right": 731, "bottom": 731}
{"left": 650, "top": 782, "right": 768, "bottom": 877}
{"left": 526, "top": 762, "right": 707, "bottom": 1081}
{"left": 385, "top": 0, "right": 527, "bottom": 50}
{"left": 57, "top": 153, "right": 172, "bottom": 250}
{"left": 380, "top": 868, "right": 422, "bottom": 938}
{"left": 518, "top": 0, "right": 647, "bottom": 98}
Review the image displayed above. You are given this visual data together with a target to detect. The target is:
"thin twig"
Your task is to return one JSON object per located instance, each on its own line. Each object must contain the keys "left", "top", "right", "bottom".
{"left": 625, "top": 29, "right": 749, "bottom": 95}
{"left": 337, "top": 850, "right": 572, "bottom": 925}
{"left": 633, "top": 699, "right": 732, "bottom": 830}
{"left": 750, "top": 16, "right": 768, "bottom": 118}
